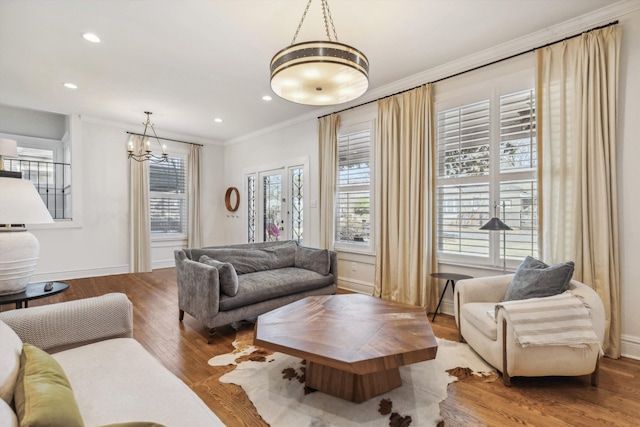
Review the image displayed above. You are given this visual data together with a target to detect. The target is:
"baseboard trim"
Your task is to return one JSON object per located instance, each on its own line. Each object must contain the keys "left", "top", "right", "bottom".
{"left": 621, "top": 334, "right": 640, "bottom": 360}
{"left": 31, "top": 265, "right": 130, "bottom": 282}
{"left": 337, "top": 277, "right": 373, "bottom": 295}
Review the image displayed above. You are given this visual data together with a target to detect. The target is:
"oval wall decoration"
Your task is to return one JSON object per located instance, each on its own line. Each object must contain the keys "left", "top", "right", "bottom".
{"left": 225, "top": 187, "right": 240, "bottom": 212}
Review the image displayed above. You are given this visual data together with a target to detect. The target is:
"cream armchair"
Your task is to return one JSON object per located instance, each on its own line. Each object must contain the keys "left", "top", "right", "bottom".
{"left": 454, "top": 275, "right": 605, "bottom": 386}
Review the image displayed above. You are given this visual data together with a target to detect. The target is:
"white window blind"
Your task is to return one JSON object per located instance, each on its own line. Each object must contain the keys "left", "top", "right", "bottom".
{"left": 437, "top": 100, "right": 491, "bottom": 258}
{"left": 335, "top": 125, "right": 372, "bottom": 247}
{"left": 149, "top": 156, "right": 187, "bottom": 235}
{"left": 436, "top": 87, "right": 538, "bottom": 266}
{"left": 499, "top": 89, "right": 538, "bottom": 259}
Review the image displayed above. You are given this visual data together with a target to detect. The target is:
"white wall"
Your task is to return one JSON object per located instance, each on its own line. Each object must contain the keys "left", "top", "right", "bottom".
{"left": 223, "top": 119, "right": 319, "bottom": 247}
{"left": 221, "top": 9, "right": 640, "bottom": 359}
{"left": 27, "top": 118, "right": 225, "bottom": 279}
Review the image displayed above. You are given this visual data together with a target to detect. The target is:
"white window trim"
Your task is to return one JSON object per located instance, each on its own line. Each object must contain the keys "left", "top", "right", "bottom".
{"left": 150, "top": 141, "right": 189, "bottom": 243}
{"left": 434, "top": 55, "right": 537, "bottom": 271}
{"left": 334, "top": 115, "right": 376, "bottom": 255}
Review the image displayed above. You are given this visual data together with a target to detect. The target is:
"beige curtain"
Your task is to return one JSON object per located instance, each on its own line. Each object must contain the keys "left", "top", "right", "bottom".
{"left": 538, "top": 25, "right": 621, "bottom": 357}
{"left": 128, "top": 135, "right": 152, "bottom": 273}
{"left": 373, "top": 85, "right": 437, "bottom": 309}
{"left": 187, "top": 144, "right": 202, "bottom": 248}
{"left": 318, "top": 114, "right": 340, "bottom": 250}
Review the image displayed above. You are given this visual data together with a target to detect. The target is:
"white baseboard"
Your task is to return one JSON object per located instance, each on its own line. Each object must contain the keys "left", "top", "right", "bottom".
{"left": 337, "top": 277, "right": 374, "bottom": 295}
{"left": 31, "top": 265, "right": 129, "bottom": 282}
{"left": 621, "top": 334, "right": 640, "bottom": 360}
{"left": 152, "top": 259, "right": 176, "bottom": 270}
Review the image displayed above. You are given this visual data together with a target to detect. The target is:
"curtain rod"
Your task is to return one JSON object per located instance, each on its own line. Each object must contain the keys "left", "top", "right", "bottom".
{"left": 318, "top": 20, "right": 619, "bottom": 119}
{"left": 126, "top": 131, "right": 204, "bottom": 147}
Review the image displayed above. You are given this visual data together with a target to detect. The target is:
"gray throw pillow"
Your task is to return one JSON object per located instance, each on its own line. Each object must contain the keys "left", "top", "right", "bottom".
{"left": 294, "top": 246, "right": 331, "bottom": 276}
{"left": 199, "top": 255, "right": 239, "bottom": 297}
{"left": 503, "top": 256, "right": 574, "bottom": 302}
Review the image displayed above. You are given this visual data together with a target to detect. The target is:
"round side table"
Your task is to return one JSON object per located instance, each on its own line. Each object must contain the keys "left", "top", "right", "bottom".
{"left": 0, "top": 281, "right": 69, "bottom": 309}
{"left": 430, "top": 272, "right": 472, "bottom": 321}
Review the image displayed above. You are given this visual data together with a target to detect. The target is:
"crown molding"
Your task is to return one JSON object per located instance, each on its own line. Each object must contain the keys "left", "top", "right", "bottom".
{"left": 226, "top": 0, "right": 640, "bottom": 146}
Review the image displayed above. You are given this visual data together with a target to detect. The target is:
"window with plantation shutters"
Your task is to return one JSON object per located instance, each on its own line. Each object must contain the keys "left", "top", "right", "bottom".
{"left": 149, "top": 156, "right": 187, "bottom": 235}
{"left": 335, "top": 122, "right": 373, "bottom": 249}
{"left": 436, "top": 81, "right": 538, "bottom": 267}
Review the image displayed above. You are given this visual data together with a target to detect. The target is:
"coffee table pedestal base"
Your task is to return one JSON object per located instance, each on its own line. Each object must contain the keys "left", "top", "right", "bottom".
{"left": 306, "top": 362, "right": 402, "bottom": 403}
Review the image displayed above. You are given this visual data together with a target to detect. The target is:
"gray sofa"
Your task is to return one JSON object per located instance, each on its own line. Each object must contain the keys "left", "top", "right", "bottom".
{"left": 174, "top": 240, "right": 337, "bottom": 342}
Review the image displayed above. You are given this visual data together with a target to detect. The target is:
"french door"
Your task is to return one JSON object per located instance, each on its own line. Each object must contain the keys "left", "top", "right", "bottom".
{"left": 248, "top": 165, "right": 304, "bottom": 244}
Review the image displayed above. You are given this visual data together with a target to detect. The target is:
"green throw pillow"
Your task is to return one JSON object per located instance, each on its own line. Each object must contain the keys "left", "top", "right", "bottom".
{"left": 98, "top": 423, "right": 168, "bottom": 427}
{"left": 14, "top": 343, "right": 84, "bottom": 427}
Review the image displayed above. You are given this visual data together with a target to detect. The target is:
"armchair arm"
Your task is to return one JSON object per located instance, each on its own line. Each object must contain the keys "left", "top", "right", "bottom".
{"left": 0, "top": 293, "right": 133, "bottom": 353}
{"left": 454, "top": 274, "right": 513, "bottom": 325}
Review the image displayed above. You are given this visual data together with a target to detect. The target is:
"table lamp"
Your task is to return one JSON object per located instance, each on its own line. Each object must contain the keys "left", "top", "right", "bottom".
{"left": 480, "top": 201, "right": 512, "bottom": 274}
{"left": 0, "top": 177, "right": 54, "bottom": 295}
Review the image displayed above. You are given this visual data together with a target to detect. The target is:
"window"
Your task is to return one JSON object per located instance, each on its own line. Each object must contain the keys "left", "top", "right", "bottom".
{"left": 149, "top": 156, "right": 187, "bottom": 235}
{"left": 335, "top": 122, "right": 373, "bottom": 251}
{"left": 247, "top": 175, "right": 256, "bottom": 243}
{"left": 3, "top": 138, "right": 72, "bottom": 220}
{"left": 436, "top": 85, "right": 538, "bottom": 267}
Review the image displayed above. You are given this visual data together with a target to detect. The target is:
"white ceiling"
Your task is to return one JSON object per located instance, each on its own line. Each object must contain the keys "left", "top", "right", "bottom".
{"left": 0, "top": 0, "right": 616, "bottom": 143}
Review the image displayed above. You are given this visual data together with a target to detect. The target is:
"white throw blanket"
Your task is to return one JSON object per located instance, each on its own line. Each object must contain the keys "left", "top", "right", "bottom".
{"left": 491, "top": 292, "right": 600, "bottom": 349}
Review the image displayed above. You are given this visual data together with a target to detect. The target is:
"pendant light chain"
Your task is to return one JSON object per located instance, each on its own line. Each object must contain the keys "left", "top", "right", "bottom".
{"left": 291, "top": 0, "right": 313, "bottom": 45}
{"left": 291, "top": 0, "right": 339, "bottom": 45}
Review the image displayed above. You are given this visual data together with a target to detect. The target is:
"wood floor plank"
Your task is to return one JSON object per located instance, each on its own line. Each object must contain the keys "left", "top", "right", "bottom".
{"left": 2, "top": 268, "right": 637, "bottom": 426}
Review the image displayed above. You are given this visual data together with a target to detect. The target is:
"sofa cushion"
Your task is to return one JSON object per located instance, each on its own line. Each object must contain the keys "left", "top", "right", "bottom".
{"left": 219, "top": 268, "right": 335, "bottom": 311}
{"left": 199, "top": 256, "right": 239, "bottom": 296}
{"left": 503, "top": 256, "right": 574, "bottom": 302}
{"left": 461, "top": 303, "right": 498, "bottom": 341}
{"left": 0, "top": 320, "right": 22, "bottom": 405}
{"left": 53, "top": 338, "right": 224, "bottom": 427}
{"left": 192, "top": 241, "right": 297, "bottom": 274}
{"left": 0, "top": 399, "right": 18, "bottom": 427}
{"left": 295, "top": 246, "right": 331, "bottom": 275}
{"left": 15, "top": 343, "right": 84, "bottom": 427}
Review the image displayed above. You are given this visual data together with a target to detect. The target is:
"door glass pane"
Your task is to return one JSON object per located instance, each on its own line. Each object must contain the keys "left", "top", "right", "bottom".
{"left": 263, "top": 174, "right": 282, "bottom": 242}
{"left": 290, "top": 167, "right": 303, "bottom": 244}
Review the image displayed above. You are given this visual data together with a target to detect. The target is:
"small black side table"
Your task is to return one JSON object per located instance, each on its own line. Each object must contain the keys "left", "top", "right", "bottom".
{"left": 431, "top": 272, "right": 472, "bottom": 321}
{"left": 0, "top": 281, "right": 69, "bottom": 309}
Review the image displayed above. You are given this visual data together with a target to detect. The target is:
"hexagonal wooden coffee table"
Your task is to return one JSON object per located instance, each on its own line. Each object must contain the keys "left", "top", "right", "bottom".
{"left": 254, "top": 294, "right": 438, "bottom": 403}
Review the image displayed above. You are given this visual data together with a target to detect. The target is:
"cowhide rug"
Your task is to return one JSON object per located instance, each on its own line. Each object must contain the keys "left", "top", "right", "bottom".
{"left": 209, "top": 329, "right": 498, "bottom": 427}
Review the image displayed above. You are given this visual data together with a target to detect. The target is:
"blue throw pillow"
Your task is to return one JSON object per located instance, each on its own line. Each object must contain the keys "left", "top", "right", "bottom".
{"left": 503, "top": 256, "right": 574, "bottom": 302}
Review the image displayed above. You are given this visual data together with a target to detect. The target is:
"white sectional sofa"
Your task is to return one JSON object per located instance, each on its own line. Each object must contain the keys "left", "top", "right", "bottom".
{"left": 0, "top": 293, "right": 225, "bottom": 427}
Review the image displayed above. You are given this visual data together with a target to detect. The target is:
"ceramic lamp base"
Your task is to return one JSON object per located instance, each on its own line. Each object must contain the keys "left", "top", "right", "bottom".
{"left": 0, "top": 229, "right": 40, "bottom": 295}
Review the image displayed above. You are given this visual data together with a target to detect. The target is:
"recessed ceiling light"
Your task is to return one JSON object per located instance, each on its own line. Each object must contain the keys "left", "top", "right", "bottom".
{"left": 214, "top": 118, "right": 223, "bottom": 123}
{"left": 82, "top": 33, "right": 101, "bottom": 43}
{"left": 63, "top": 83, "right": 78, "bottom": 89}
{"left": 262, "top": 95, "right": 273, "bottom": 101}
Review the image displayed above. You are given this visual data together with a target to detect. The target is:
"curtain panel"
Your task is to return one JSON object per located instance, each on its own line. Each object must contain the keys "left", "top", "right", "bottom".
{"left": 128, "top": 135, "right": 152, "bottom": 273}
{"left": 537, "top": 25, "right": 621, "bottom": 357}
{"left": 318, "top": 114, "right": 340, "bottom": 250}
{"left": 187, "top": 144, "right": 202, "bottom": 248}
{"left": 373, "top": 85, "right": 437, "bottom": 309}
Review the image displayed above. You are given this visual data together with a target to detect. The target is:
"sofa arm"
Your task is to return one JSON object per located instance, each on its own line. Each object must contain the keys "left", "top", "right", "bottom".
{"left": 454, "top": 274, "right": 513, "bottom": 325}
{"left": 0, "top": 293, "right": 133, "bottom": 353}
{"left": 175, "top": 250, "right": 221, "bottom": 324}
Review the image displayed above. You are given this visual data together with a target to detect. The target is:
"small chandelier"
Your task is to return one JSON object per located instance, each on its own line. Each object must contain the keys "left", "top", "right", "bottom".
{"left": 127, "top": 111, "right": 168, "bottom": 163}
{"left": 270, "top": 0, "right": 369, "bottom": 106}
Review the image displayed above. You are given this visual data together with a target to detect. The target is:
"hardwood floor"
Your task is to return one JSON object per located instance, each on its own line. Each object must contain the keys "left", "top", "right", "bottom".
{"left": 2, "top": 269, "right": 638, "bottom": 426}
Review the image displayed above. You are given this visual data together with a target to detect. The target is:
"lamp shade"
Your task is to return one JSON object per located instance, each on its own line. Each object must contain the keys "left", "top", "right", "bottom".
{"left": 270, "top": 41, "right": 369, "bottom": 105}
{"left": 0, "top": 177, "right": 54, "bottom": 225}
{"left": 0, "top": 139, "right": 18, "bottom": 158}
{"left": 480, "top": 217, "right": 512, "bottom": 231}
